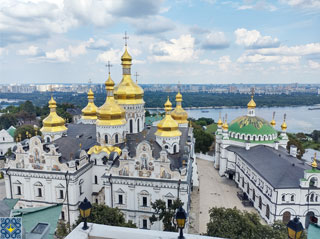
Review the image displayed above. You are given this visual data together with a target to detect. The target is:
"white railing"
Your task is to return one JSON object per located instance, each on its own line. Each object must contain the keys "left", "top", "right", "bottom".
{"left": 196, "top": 152, "right": 214, "bottom": 162}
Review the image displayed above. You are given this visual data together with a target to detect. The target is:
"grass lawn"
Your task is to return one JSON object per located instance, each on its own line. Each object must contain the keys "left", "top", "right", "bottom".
{"left": 205, "top": 123, "right": 218, "bottom": 134}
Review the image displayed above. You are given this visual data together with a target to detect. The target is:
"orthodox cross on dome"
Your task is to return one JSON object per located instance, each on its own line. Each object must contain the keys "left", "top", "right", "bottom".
{"left": 134, "top": 72, "right": 140, "bottom": 83}
{"left": 251, "top": 87, "right": 255, "bottom": 97}
{"left": 106, "top": 61, "right": 113, "bottom": 74}
{"left": 284, "top": 113, "right": 287, "bottom": 122}
{"left": 123, "top": 31, "right": 129, "bottom": 46}
{"left": 273, "top": 111, "right": 276, "bottom": 120}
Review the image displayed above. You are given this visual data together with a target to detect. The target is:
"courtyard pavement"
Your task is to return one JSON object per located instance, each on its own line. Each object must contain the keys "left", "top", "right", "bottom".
{"left": 190, "top": 158, "right": 256, "bottom": 234}
{"left": 0, "top": 179, "right": 6, "bottom": 200}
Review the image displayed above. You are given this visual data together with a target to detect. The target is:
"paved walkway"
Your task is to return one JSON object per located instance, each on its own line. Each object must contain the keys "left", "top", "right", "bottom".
{"left": 190, "top": 158, "right": 256, "bottom": 234}
{"left": 0, "top": 179, "right": 6, "bottom": 200}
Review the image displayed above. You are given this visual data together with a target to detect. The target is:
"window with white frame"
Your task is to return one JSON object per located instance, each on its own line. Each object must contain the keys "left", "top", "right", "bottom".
{"left": 34, "top": 182, "right": 44, "bottom": 198}
{"left": 79, "top": 179, "right": 84, "bottom": 195}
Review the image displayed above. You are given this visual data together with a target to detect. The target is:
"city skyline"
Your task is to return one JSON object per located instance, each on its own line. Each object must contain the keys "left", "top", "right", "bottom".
{"left": 1, "top": 0, "right": 320, "bottom": 85}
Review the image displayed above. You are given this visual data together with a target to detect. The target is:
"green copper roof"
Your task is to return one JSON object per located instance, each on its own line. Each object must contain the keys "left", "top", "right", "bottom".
{"left": 12, "top": 204, "right": 62, "bottom": 239}
{"left": 6, "top": 126, "right": 16, "bottom": 138}
{"left": 229, "top": 115, "right": 276, "bottom": 136}
{"left": 308, "top": 224, "right": 320, "bottom": 239}
{"left": 3, "top": 198, "right": 19, "bottom": 209}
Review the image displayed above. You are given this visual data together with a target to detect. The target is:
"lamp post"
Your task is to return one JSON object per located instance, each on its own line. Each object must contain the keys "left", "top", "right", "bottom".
{"left": 175, "top": 206, "right": 187, "bottom": 239}
{"left": 79, "top": 197, "right": 92, "bottom": 230}
{"left": 287, "top": 217, "right": 304, "bottom": 239}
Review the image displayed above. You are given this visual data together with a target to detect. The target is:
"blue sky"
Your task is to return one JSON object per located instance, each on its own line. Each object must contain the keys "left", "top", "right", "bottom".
{"left": 0, "top": 0, "right": 319, "bottom": 85}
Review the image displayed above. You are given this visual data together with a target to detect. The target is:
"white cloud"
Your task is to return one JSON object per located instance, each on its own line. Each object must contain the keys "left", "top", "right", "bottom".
{"left": 254, "top": 43, "right": 320, "bottom": 56}
{"left": 17, "top": 45, "right": 44, "bottom": 56}
{"left": 150, "top": 34, "right": 196, "bottom": 62}
{"left": 87, "top": 38, "right": 110, "bottom": 51}
{"left": 218, "top": 55, "right": 232, "bottom": 71}
{"left": 0, "top": 47, "right": 8, "bottom": 56}
{"left": 280, "top": 0, "right": 320, "bottom": 9}
{"left": 68, "top": 43, "right": 87, "bottom": 57}
{"left": 0, "top": 0, "right": 164, "bottom": 46}
{"left": 96, "top": 48, "right": 122, "bottom": 64}
{"left": 200, "top": 59, "right": 216, "bottom": 65}
{"left": 132, "top": 15, "right": 175, "bottom": 35}
{"left": 308, "top": 60, "right": 320, "bottom": 69}
{"left": 237, "top": 54, "right": 300, "bottom": 64}
{"left": 202, "top": 32, "right": 230, "bottom": 49}
{"left": 45, "top": 48, "right": 70, "bottom": 62}
{"left": 234, "top": 28, "right": 280, "bottom": 49}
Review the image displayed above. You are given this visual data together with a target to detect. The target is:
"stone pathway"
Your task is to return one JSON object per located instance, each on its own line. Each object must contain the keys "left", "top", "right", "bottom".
{"left": 0, "top": 179, "right": 6, "bottom": 200}
{"left": 190, "top": 158, "right": 256, "bottom": 234}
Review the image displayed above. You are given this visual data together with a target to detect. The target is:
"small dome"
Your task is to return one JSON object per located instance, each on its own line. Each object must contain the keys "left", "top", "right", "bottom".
{"left": 171, "top": 92, "right": 188, "bottom": 124}
{"left": 222, "top": 120, "right": 228, "bottom": 131}
{"left": 270, "top": 119, "right": 276, "bottom": 127}
{"left": 97, "top": 74, "right": 126, "bottom": 126}
{"left": 155, "top": 98, "right": 181, "bottom": 137}
{"left": 82, "top": 89, "right": 98, "bottom": 120}
{"left": 41, "top": 96, "right": 67, "bottom": 133}
{"left": 281, "top": 121, "right": 287, "bottom": 130}
{"left": 247, "top": 95, "right": 256, "bottom": 109}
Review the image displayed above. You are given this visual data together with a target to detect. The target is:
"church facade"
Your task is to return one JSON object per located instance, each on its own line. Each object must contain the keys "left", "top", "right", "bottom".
{"left": 214, "top": 95, "right": 320, "bottom": 228}
{"left": 2, "top": 43, "right": 198, "bottom": 231}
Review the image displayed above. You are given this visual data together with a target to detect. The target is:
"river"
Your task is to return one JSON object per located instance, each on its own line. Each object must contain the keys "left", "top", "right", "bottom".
{"left": 150, "top": 105, "right": 320, "bottom": 134}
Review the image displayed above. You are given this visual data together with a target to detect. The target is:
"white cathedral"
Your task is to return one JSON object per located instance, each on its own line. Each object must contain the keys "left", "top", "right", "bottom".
{"left": 214, "top": 95, "right": 320, "bottom": 228}
{"left": 2, "top": 44, "right": 198, "bottom": 231}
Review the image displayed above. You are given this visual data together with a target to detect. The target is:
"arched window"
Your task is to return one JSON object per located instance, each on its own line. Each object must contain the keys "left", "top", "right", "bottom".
{"left": 242, "top": 178, "right": 245, "bottom": 188}
{"left": 242, "top": 135, "right": 245, "bottom": 140}
{"left": 79, "top": 179, "right": 84, "bottom": 195}
{"left": 137, "top": 119, "right": 140, "bottom": 132}
{"left": 247, "top": 183, "right": 250, "bottom": 194}
{"left": 282, "top": 195, "right": 285, "bottom": 201}
{"left": 266, "top": 205, "right": 270, "bottom": 219}
{"left": 282, "top": 211, "right": 291, "bottom": 224}
{"left": 105, "top": 135, "right": 108, "bottom": 144}
{"left": 173, "top": 145, "right": 177, "bottom": 154}
{"left": 94, "top": 175, "right": 98, "bottom": 184}
{"left": 291, "top": 195, "right": 294, "bottom": 202}
{"left": 46, "top": 137, "right": 50, "bottom": 143}
{"left": 248, "top": 135, "right": 251, "bottom": 141}
{"left": 310, "top": 193, "right": 314, "bottom": 202}
{"left": 259, "top": 196, "right": 262, "bottom": 209}
{"left": 309, "top": 177, "right": 318, "bottom": 187}
{"left": 305, "top": 211, "right": 315, "bottom": 228}
{"left": 252, "top": 189, "right": 255, "bottom": 201}
{"left": 130, "top": 120, "right": 133, "bottom": 133}
{"left": 115, "top": 134, "right": 119, "bottom": 144}
{"left": 253, "top": 136, "right": 256, "bottom": 141}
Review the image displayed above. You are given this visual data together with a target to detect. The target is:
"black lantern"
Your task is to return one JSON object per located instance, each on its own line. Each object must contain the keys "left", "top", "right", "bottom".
{"left": 79, "top": 197, "right": 92, "bottom": 230}
{"left": 175, "top": 206, "right": 187, "bottom": 239}
{"left": 287, "top": 217, "right": 304, "bottom": 239}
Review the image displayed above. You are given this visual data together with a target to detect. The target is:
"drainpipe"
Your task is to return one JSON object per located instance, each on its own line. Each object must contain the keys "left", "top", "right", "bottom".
{"left": 177, "top": 179, "right": 181, "bottom": 200}
{"left": 6, "top": 167, "right": 12, "bottom": 199}
{"left": 109, "top": 174, "right": 113, "bottom": 208}
{"left": 65, "top": 171, "right": 71, "bottom": 232}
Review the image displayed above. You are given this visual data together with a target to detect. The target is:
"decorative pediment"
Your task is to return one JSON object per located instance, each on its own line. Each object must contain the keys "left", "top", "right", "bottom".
{"left": 116, "top": 188, "right": 125, "bottom": 193}
{"left": 56, "top": 183, "right": 65, "bottom": 188}
{"left": 13, "top": 180, "right": 22, "bottom": 184}
{"left": 165, "top": 192, "right": 174, "bottom": 198}
{"left": 34, "top": 181, "right": 43, "bottom": 186}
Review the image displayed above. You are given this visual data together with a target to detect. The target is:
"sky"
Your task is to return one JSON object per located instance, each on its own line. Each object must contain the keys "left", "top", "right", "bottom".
{"left": 0, "top": 0, "right": 319, "bottom": 85}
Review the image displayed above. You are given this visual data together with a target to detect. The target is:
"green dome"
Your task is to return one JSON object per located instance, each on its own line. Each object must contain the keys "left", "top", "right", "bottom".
{"left": 229, "top": 116, "right": 277, "bottom": 138}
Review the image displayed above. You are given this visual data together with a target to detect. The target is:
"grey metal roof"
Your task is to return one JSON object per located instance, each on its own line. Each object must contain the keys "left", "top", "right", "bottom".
{"left": 125, "top": 126, "right": 189, "bottom": 170}
{"left": 54, "top": 123, "right": 97, "bottom": 163}
{"left": 227, "top": 145, "right": 311, "bottom": 189}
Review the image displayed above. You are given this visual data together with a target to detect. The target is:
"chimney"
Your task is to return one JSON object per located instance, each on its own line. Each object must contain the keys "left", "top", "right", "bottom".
{"left": 290, "top": 145, "right": 297, "bottom": 158}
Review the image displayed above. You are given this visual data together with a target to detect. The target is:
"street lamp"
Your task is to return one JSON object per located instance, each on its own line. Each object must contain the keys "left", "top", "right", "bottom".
{"left": 287, "top": 217, "right": 304, "bottom": 239}
{"left": 79, "top": 197, "right": 92, "bottom": 230}
{"left": 175, "top": 206, "right": 187, "bottom": 239}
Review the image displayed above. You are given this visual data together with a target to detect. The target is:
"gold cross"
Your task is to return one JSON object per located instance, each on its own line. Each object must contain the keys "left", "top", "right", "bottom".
{"left": 123, "top": 31, "right": 129, "bottom": 46}
{"left": 106, "top": 61, "right": 112, "bottom": 74}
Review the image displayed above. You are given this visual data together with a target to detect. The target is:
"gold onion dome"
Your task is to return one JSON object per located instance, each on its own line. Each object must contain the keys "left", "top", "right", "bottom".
{"left": 270, "top": 119, "right": 276, "bottom": 127}
{"left": 41, "top": 96, "right": 67, "bottom": 133}
{"left": 114, "top": 47, "right": 144, "bottom": 105}
{"left": 247, "top": 95, "right": 256, "bottom": 109}
{"left": 222, "top": 119, "right": 228, "bottom": 131}
{"left": 281, "top": 117, "right": 287, "bottom": 131}
{"left": 96, "top": 73, "right": 126, "bottom": 126}
{"left": 171, "top": 91, "right": 188, "bottom": 124}
{"left": 217, "top": 113, "right": 223, "bottom": 127}
{"left": 82, "top": 89, "right": 98, "bottom": 120}
{"left": 312, "top": 153, "right": 318, "bottom": 168}
{"left": 155, "top": 97, "right": 182, "bottom": 137}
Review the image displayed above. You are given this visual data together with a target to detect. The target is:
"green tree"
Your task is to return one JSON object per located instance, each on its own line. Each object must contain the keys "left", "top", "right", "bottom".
{"left": 192, "top": 121, "right": 214, "bottom": 153}
{"left": 55, "top": 220, "right": 70, "bottom": 239}
{"left": 206, "top": 207, "right": 306, "bottom": 239}
{"left": 0, "top": 114, "right": 18, "bottom": 130}
{"left": 149, "top": 199, "right": 183, "bottom": 232}
{"left": 14, "top": 125, "right": 41, "bottom": 141}
{"left": 74, "top": 204, "right": 136, "bottom": 228}
{"left": 287, "top": 134, "right": 305, "bottom": 159}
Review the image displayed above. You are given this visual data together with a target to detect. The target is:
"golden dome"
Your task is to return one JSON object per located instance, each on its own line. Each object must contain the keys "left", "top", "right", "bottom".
{"left": 222, "top": 119, "right": 228, "bottom": 131}
{"left": 114, "top": 47, "right": 144, "bottom": 105}
{"left": 155, "top": 97, "right": 181, "bottom": 137}
{"left": 312, "top": 153, "right": 318, "bottom": 168}
{"left": 171, "top": 91, "right": 188, "bottom": 124}
{"left": 41, "top": 96, "right": 67, "bottom": 133}
{"left": 96, "top": 73, "right": 126, "bottom": 126}
{"left": 82, "top": 89, "right": 98, "bottom": 120}
{"left": 281, "top": 114, "right": 287, "bottom": 131}
{"left": 270, "top": 119, "right": 276, "bottom": 127}
{"left": 247, "top": 95, "right": 256, "bottom": 109}
{"left": 217, "top": 113, "right": 223, "bottom": 127}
